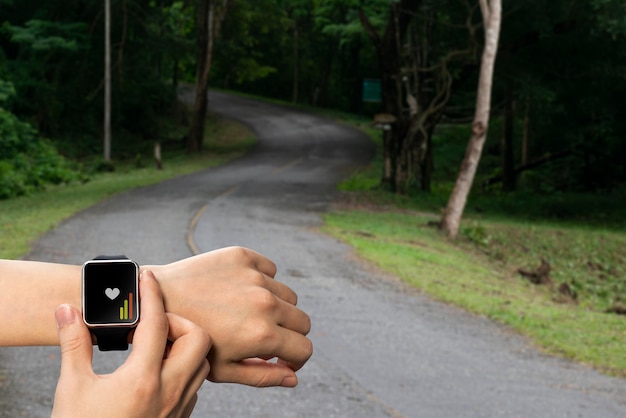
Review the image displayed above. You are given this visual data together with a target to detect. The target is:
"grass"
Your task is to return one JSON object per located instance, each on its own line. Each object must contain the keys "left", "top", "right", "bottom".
{"left": 322, "top": 120, "right": 626, "bottom": 377}
{"left": 0, "top": 112, "right": 255, "bottom": 259}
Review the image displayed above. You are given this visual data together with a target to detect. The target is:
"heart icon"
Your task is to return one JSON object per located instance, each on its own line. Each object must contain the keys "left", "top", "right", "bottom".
{"left": 105, "top": 288, "right": 121, "bottom": 300}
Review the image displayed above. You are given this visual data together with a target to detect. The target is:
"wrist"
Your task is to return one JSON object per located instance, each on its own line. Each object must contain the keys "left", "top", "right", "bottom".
{"left": 139, "top": 263, "right": 174, "bottom": 309}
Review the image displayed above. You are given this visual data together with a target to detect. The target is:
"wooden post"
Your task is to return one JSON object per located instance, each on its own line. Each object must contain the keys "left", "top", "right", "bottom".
{"left": 154, "top": 142, "right": 162, "bottom": 170}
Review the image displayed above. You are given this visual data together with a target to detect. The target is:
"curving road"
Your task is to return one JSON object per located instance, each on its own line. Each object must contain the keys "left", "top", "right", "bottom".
{"left": 1, "top": 90, "right": 625, "bottom": 417}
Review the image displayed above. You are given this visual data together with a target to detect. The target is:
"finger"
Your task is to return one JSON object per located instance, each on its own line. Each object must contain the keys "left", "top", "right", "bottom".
{"left": 161, "top": 313, "right": 211, "bottom": 413}
{"left": 175, "top": 359, "right": 209, "bottom": 417}
{"left": 262, "top": 277, "right": 298, "bottom": 306}
{"left": 209, "top": 326, "right": 312, "bottom": 386}
{"left": 180, "top": 393, "right": 198, "bottom": 418}
{"left": 218, "top": 246, "right": 277, "bottom": 278}
{"left": 244, "top": 288, "right": 310, "bottom": 335}
{"left": 245, "top": 248, "right": 277, "bottom": 278}
{"left": 275, "top": 299, "right": 311, "bottom": 335}
{"left": 210, "top": 358, "right": 300, "bottom": 388}
{"left": 126, "top": 270, "right": 169, "bottom": 371}
{"left": 55, "top": 304, "right": 94, "bottom": 377}
{"left": 249, "top": 325, "right": 313, "bottom": 372}
{"left": 162, "top": 313, "right": 212, "bottom": 382}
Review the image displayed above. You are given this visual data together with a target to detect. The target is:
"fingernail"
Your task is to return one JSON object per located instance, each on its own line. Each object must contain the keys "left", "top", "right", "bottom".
{"left": 140, "top": 270, "right": 154, "bottom": 281}
{"left": 55, "top": 304, "right": 77, "bottom": 328}
{"left": 281, "top": 375, "right": 298, "bottom": 388}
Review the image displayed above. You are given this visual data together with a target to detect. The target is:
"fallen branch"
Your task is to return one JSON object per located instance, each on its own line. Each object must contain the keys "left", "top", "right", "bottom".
{"left": 482, "top": 149, "right": 571, "bottom": 188}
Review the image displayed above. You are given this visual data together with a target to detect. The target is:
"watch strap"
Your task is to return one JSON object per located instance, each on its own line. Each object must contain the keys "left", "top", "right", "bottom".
{"left": 91, "top": 328, "right": 131, "bottom": 351}
{"left": 93, "top": 255, "right": 129, "bottom": 260}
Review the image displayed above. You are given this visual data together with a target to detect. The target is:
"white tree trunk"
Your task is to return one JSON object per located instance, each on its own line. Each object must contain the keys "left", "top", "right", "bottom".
{"left": 441, "top": 0, "right": 502, "bottom": 239}
{"left": 104, "top": 0, "right": 111, "bottom": 161}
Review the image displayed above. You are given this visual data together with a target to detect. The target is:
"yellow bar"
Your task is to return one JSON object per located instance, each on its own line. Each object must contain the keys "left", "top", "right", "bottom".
{"left": 120, "top": 306, "right": 124, "bottom": 320}
{"left": 124, "top": 299, "right": 129, "bottom": 320}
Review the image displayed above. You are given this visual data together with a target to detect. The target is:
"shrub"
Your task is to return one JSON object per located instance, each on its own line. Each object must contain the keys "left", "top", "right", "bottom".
{"left": 0, "top": 106, "right": 80, "bottom": 199}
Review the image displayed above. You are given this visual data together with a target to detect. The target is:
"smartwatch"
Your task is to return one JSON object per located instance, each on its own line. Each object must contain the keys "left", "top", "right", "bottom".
{"left": 81, "top": 255, "right": 140, "bottom": 351}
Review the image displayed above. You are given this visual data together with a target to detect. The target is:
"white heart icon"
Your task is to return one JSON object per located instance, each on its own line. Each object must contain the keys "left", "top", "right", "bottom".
{"left": 105, "top": 288, "right": 121, "bottom": 300}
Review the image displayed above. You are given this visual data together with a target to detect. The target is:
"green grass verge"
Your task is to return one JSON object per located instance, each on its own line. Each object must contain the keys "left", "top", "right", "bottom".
{"left": 322, "top": 210, "right": 626, "bottom": 376}
{"left": 0, "top": 113, "right": 255, "bottom": 259}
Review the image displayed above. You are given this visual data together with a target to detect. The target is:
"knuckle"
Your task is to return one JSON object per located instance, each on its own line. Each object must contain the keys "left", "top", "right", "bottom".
{"left": 251, "top": 373, "right": 278, "bottom": 388}
{"left": 190, "top": 327, "right": 212, "bottom": 355}
{"left": 244, "top": 269, "right": 266, "bottom": 287}
{"left": 60, "top": 335, "right": 83, "bottom": 355}
{"left": 251, "top": 288, "right": 279, "bottom": 312}
{"left": 248, "top": 320, "right": 276, "bottom": 347}
{"left": 228, "top": 246, "right": 254, "bottom": 265}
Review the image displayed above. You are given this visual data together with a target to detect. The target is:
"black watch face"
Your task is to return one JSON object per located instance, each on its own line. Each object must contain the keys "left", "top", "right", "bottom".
{"left": 82, "top": 260, "right": 139, "bottom": 326}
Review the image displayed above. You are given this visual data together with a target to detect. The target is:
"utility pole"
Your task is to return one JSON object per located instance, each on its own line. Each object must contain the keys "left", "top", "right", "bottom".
{"left": 104, "top": 0, "right": 111, "bottom": 161}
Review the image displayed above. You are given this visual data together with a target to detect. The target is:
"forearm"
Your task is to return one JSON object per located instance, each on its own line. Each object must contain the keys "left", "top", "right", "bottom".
{"left": 0, "top": 260, "right": 168, "bottom": 347}
{"left": 0, "top": 260, "right": 81, "bottom": 346}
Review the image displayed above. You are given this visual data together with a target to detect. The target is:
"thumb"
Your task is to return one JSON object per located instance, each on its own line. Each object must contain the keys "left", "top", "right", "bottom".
{"left": 55, "top": 304, "right": 94, "bottom": 376}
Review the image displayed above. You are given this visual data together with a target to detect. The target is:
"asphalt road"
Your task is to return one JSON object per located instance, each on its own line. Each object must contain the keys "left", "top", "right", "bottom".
{"left": 1, "top": 90, "right": 625, "bottom": 417}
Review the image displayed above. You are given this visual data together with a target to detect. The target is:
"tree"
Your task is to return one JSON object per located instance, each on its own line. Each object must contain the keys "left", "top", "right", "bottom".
{"left": 359, "top": 0, "right": 479, "bottom": 193}
{"left": 440, "top": 0, "right": 502, "bottom": 239}
{"left": 2, "top": 0, "right": 194, "bottom": 157}
{"left": 188, "top": 0, "right": 229, "bottom": 153}
{"left": 104, "top": 0, "right": 112, "bottom": 161}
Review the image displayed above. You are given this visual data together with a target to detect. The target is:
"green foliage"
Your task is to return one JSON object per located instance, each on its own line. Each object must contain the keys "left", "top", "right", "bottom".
{"left": 3, "top": 19, "right": 86, "bottom": 51}
{"left": 461, "top": 223, "right": 492, "bottom": 247}
{"left": 0, "top": 79, "right": 76, "bottom": 192}
{"left": 0, "top": 79, "right": 15, "bottom": 102}
{"left": 0, "top": 103, "right": 79, "bottom": 199}
{"left": 0, "top": 0, "right": 197, "bottom": 158}
{"left": 590, "top": 0, "right": 626, "bottom": 38}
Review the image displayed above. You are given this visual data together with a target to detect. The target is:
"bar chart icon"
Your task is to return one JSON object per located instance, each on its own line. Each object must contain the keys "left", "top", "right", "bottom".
{"left": 119, "top": 293, "right": 134, "bottom": 320}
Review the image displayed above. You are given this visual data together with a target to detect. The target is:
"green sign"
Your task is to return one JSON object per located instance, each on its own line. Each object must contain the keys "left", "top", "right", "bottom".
{"left": 362, "top": 78, "right": 382, "bottom": 102}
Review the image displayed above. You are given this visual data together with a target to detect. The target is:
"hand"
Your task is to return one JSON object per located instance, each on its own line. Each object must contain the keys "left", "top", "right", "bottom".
{"left": 51, "top": 271, "right": 211, "bottom": 418}
{"left": 148, "top": 246, "right": 313, "bottom": 388}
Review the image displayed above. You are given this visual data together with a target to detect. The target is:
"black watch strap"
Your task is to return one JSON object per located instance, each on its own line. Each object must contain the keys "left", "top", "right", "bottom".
{"left": 94, "top": 255, "right": 129, "bottom": 260}
{"left": 91, "top": 328, "right": 131, "bottom": 351}
{"left": 90, "top": 255, "right": 133, "bottom": 351}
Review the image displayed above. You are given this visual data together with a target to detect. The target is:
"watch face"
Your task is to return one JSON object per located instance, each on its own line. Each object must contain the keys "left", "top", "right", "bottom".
{"left": 82, "top": 260, "right": 139, "bottom": 326}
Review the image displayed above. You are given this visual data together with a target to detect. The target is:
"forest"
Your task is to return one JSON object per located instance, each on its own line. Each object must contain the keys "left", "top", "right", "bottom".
{"left": 1, "top": 0, "right": 625, "bottom": 206}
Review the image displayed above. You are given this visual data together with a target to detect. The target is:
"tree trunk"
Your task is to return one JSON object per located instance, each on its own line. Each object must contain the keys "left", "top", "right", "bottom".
{"left": 360, "top": 0, "right": 460, "bottom": 194}
{"left": 522, "top": 95, "right": 531, "bottom": 165}
{"left": 292, "top": 21, "right": 299, "bottom": 104}
{"left": 441, "top": 0, "right": 502, "bottom": 239}
{"left": 502, "top": 85, "right": 516, "bottom": 191}
{"left": 359, "top": 0, "right": 420, "bottom": 193}
{"left": 188, "top": 0, "right": 228, "bottom": 153}
{"left": 348, "top": 39, "right": 362, "bottom": 114}
{"left": 104, "top": 0, "right": 111, "bottom": 161}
